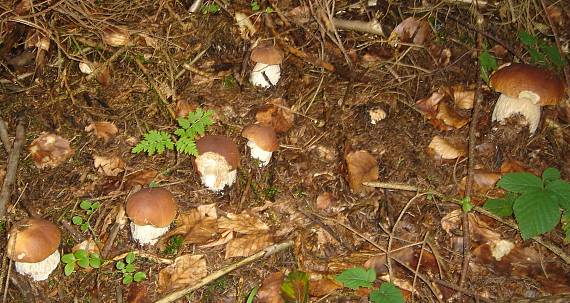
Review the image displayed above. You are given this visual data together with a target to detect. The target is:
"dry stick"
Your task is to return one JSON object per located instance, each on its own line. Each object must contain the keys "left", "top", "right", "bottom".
{"left": 331, "top": 18, "right": 386, "bottom": 37}
{"left": 0, "top": 120, "right": 25, "bottom": 218}
{"left": 0, "top": 120, "right": 10, "bottom": 154}
{"left": 154, "top": 241, "right": 294, "bottom": 303}
{"left": 539, "top": 0, "right": 570, "bottom": 89}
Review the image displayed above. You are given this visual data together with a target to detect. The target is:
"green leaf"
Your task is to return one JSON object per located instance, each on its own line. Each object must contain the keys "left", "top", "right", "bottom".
{"left": 265, "top": 7, "right": 274, "bottom": 13}
{"left": 122, "top": 274, "right": 133, "bottom": 285}
{"left": 545, "top": 179, "right": 570, "bottom": 210}
{"left": 246, "top": 286, "right": 259, "bottom": 303}
{"left": 125, "top": 263, "right": 136, "bottom": 273}
{"left": 542, "top": 167, "right": 561, "bottom": 184}
{"left": 251, "top": 1, "right": 260, "bottom": 11}
{"left": 91, "top": 202, "right": 101, "bottom": 210}
{"left": 90, "top": 254, "right": 102, "bottom": 268}
{"left": 116, "top": 261, "right": 125, "bottom": 270}
{"left": 528, "top": 47, "right": 544, "bottom": 65}
{"left": 64, "top": 263, "right": 75, "bottom": 276}
{"left": 126, "top": 252, "right": 136, "bottom": 264}
{"left": 518, "top": 31, "right": 537, "bottom": 46}
{"left": 478, "top": 50, "right": 497, "bottom": 83}
{"left": 176, "top": 136, "right": 198, "bottom": 156}
{"left": 77, "top": 257, "right": 90, "bottom": 269}
{"left": 72, "top": 216, "right": 83, "bottom": 225}
{"left": 80, "top": 223, "right": 89, "bottom": 232}
{"left": 369, "top": 282, "right": 405, "bottom": 303}
{"left": 461, "top": 196, "right": 473, "bottom": 213}
{"left": 483, "top": 193, "right": 516, "bottom": 217}
{"left": 513, "top": 189, "right": 560, "bottom": 240}
{"left": 281, "top": 271, "right": 309, "bottom": 303}
{"left": 61, "top": 253, "right": 76, "bottom": 264}
{"left": 74, "top": 249, "right": 89, "bottom": 260}
{"left": 132, "top": 130, "right": 174, "bottom": 156}
{"left": 497, "top": 172, "right": 542, "bottom": 193}
{"left": 335, "top": 267, "right": 376, "bottom": 290}
{"left": 541, "top": 44, "right": 564, "bottom": 68}
{"left": 133, "top": 272, "right": 147, "bottom": 282}
{"left": 79, "top": 200, "right": 92, "bottom": 210}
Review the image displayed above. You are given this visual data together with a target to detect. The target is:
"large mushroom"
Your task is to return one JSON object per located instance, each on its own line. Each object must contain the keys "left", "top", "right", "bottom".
{"left": 490, "top": 63, "right": 565, "bottom": 134}
{"left": 241, "top": 124, "right": 278, "bottom": 167}
{"left": 7, "top": 218, "right": 61, "bottom": 281}
{"left": 249, "top": 45, "right": 284, "bottom": 88}
{"left": 126, "top": 188, "right": 177, "bottom": 245}
{"left": 195, "top": 135, "right": 240, "bottom": 192}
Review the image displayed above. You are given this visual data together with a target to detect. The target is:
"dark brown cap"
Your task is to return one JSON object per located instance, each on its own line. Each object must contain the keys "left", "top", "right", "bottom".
{"left": 126, "top": 188, "right": 177, "bottom": 228}
{"left": 250, "top": 46, "right": 284, "bottom": 65}
{"left": 490, "top": 63, "right": 565, "bottom": 106}
{"left": 7, "top": 218, "right": 61, "bottom": 263}
{"left": 242, "top": 124, "right": 278, "bottom": 152}
{"left": 196, "top": 135, "right": 240, "bottom": 169}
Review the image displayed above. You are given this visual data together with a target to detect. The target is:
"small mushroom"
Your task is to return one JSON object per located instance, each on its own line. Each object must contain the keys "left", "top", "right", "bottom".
{"left": 249, "top": 46, "right": 284, "bottom": 88}
{"left": 490, "top": 63, "right": 565, "bottom": 134}
{"left": 126, "top": 188, "right": 177, "bottom": 245}
{"left": 7, "top": 218, "right": 61, "bottom": 281}
{"left": 242, "top": 124, "right": 278, "bottom": 166}
{"left": 195, "top": 135, "right": 240, "bottom": 192}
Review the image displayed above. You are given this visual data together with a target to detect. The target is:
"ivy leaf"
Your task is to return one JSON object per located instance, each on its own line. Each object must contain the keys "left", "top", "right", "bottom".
{"left": 497, "top": 172, "right": 542, "bottom": 193}
{"left": 64, "top": 263, "right": 75, "bottom": 276}
{"left": 280, "top": 271, "right": 309, "bottom": 303}
{"left": 133, "top": 272, "right": 147, "bottom": 282}
{"left": 61, "top": 253, "right": 76, "bottom": 264}
{"left": 335, "top": 267, "right": 376, "bottom": 290}
{"left": 513, "top": 189, "right": 560, "bottom": 240}
{"left": 545, "top": 179, "right": 570, "bottom": 210}
{"left": 483, "top": 193, "right": 517, "bottom": 217}
{"left": 370, "top": 282, "right": 405, "bottom": 303}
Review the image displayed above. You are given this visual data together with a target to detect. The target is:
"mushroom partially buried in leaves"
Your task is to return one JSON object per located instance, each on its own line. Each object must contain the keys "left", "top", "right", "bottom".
{"left": 242, "top": 124, "right": 278, "bottom": 167}
{"left": 126, "top": 188, "right": 177, "bottom": 245}
{"left": 490, "top": 63, "right": 565, "bottom": 134}
{"left": 249, "top": 45, "right": 284, "bottom": 88}
{"left": 7, "top": 218, "right": 61, "bottom": 281}
{"left": 195, "top": 135, "right": 240, "bottom": 192}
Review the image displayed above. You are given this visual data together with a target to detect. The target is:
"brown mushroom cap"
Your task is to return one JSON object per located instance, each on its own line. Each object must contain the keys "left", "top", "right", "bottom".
{"left": 490, "top": 63, "right": 565, "bottom": 106}
{"left": 250, "top": 46, "right": 284, "bottom": 65}
{"left": 7, "top": 218, "right": 61, "bottom": 263}
{"left": 196, "top": 135, "right": 240, "bottom": 169}
{"left": 242, "top": 124, "right": 278, "bottom": 152}
{"left": 126, "top": 188, "right": 177, "bottom": 228}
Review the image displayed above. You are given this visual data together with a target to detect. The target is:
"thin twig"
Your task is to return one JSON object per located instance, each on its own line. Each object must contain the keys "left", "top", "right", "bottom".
{"left": 331, "top": 18, "right": 386, "bottom": 37}
{"left": 0, "top": 120, "right": 25, "bottom": 218}
{"left": 0, "top": 120, "right": 10, "bottom": 154}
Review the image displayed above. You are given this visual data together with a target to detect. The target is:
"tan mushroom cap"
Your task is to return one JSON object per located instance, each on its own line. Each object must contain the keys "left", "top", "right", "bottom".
{"left": 242, "top": 124, "right": 279, "bottom": 152}
{"left": 196, "top": 135, "right": 240, "bottom": 169}
{"left": 126, "top": 188, "right": 177, "bottom": 228}
{"left": 490, "top": 63, "right": 565, "bottom": 106}
{"left": 250, "top": 46, "right": 284, "bottom": 65}
{"left": 7, "top": 218, "right": 61, "bottom": 263}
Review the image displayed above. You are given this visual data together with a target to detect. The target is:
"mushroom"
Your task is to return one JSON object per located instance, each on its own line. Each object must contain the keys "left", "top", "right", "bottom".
{"left": 490, "top": 63, "right": 565, "bottom": 134}
{"left": 7, "top": 218, "right": 61, "bottom": 281}
{"left": 249, "top": 46, "right": 284, "bottom": 88}
{"left": 242, "top": 124, "right": 278, "bottom": 167}
{"left": 195, "top": 135, "right": 240, "bottom": 192}
{"left": 125, "top": 188, "right": 177, "bottom": 245}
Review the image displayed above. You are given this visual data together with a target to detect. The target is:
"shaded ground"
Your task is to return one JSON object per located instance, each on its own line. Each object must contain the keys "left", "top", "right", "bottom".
{"left": 1, "top": 0, "right": 569, "bottom": 302}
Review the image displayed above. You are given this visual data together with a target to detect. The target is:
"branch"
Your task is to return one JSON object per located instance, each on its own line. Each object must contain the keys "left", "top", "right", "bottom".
{"left": 331, "top": 18, "right": 386, "bottom": 37}
{"left": 0, "top": 120, "right": 10, "bottom": 154}
{"left": 0, "top": 120, "right": 25, "bottom": 218}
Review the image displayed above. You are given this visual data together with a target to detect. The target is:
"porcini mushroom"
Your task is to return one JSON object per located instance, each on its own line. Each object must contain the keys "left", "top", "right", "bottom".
{"left": 126, "top": 188, "right": 177, "bottom": 245}
{"left": 249, "top": 46, "right": 284, "bottom": 88}
{"left": 7, "top": 218, "right": 61, "bottom": 281}
{"left": 195, "top": 135, "right": 240, "bottom": 192}
{"left": 490, "top": 63, "right": 565, "bottom": 134}
{"left": 242, "top": 124, "right": 278, "bottom": 166}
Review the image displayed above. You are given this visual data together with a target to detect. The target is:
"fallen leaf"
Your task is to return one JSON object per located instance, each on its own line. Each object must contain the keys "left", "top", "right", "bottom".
{"left": 436, "top": 102, "right": 469, "bottom": 129}
{"left": 162, "top": 205, "right": 218, "bottom": 246}
{"left": 459, "top": 170, "right": 501, "bottom": 193}
{"left": 415, "top": 92, "right": 445, "bottom": 118}
{"left": 72, "top": 238, "right": 100, "bottom": 254}
{"left": 448, "top": 85, "right": 475, "bottom": 110}
{"left": 468, "top": 213, "right": 501, "bottom": 244}
{"left": 235, "top": 12, "right": 257, "bottom": 39}
{"left": 93, "top": 155, "right": 125, "bottom": 177}
{"left": 29, "top": 133, "right": 74, "bottom": 168}
{"left": 428, "top": 45, "right": 451, "bottom": 66}
{"left": 345, "top": 150, "right": 379, "bottom": 194}
{"left": 218, "top": 213, "right": 269, "bottom": 235}
{"left": 85, "top": 122, "right": 118, "bottom": 142}
{"left": 158, "top": 254, "right": 207, "bottom": 293}
{"left": 127, "top": 283, "right": 148, "bottom": 303}
{"left": 256, "top": 272, "right": 285, "bottom": 303}
{"left": 256, "top": 98, "right": 295, "bottom": 133}
{"left": 427, "top": 136, "right": 466, "bottom": 160}
{"left": 125, "top": 169, "right": 158, "bottom": 190}
{"left": 79, "top": 62, "right": 94, "bottom": 74}
{"left": 441, "top": 209, "right": 462, "bottom": 235}
{"left": 199, "top": 230, "right": 234, "bottom": 248}
{"left": 287, "top": 6, "right": 311, "bottom": 24}
{"left": 500, "top": 159, "right": 537, "bottom": 175}
{"left": 315, "top": 192, "right": 335, "bottom": 210}
{"left": 309, "top": 277, "right": 342, "bottom": 297}
{"left": 391, "top": 17, "right": 432, "bottom": 45}
{"left": 490, "top": 44, "right": 508, "bottom": 58}
{"left": 225, "top": 233, "right": 272, "bottom": 258}
{"left": 173, "top": 100, "right": 198, "bottom": 118}
{"left": 96, "top": 65, "right": 112, "bottom": 86}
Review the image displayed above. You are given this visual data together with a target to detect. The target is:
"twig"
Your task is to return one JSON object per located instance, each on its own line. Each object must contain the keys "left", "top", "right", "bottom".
{"left": 110, "top": 250, "right": 172, "bottom": 265}
{"left": 363, "top": 181, "right": 420, "bottom": 192}
{"left": 61, "top": 219, "right": 85, "bottom": 243}
{"left": 154, "top": 241, "right": 294, "bottom": 303}
{"left": 0, "top": 120, "right": 25, "bottom": 218}
{"left": 539, "top": 0, "right": 570, "bottom": 89}
{"left": 101, "top": 206, "right": 126, "bottom": 258}
{"left": 331, "top": 18, "right": 386, "bottom": 37}
{"left": 0, "top": 120, "right": 10, "bottom": 154}
{"left": 188, "top": 0, "right": 203, "bottom": 13}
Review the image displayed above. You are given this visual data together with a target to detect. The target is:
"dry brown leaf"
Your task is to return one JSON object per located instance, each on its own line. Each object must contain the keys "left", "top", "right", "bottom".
{"left": 309, "top": 277, "right": 342, "bottom": 297}
{"left": 391, "top": 17, "right": 431, "bottom": 45}
{"left": 96, "top": 65, "right": 112, "bottom": 86}
{"left": 315, "top": 192, "right": 335, "bottom": 210}
{"left": 127, "top": 283, "right": 148, "bottom": 303}
{"left": 173, "top": 100, "right": 198, "bottom": 118}
{"left": 85, "top": 122, "right": 118, "bottom": 142}
{"left": 225, "top": 233, "right": 272, "bottom": 258}
{"left": 255, "top": 98, "right": 295, "bottom": 133}
{"left": 436, "top": 102, "right": 469, "bottom": 129}
{"left": 490, "top": 44, "right": 508, "bottom": 58}
{"left": 29, "top": 133, "right": 74, "bottom": 168}
{"left": 415, "top": 91, "right": 445, "bottom": 118}
{"left": 287, "top": 6, "right": 311, "bottom": 24}
{"left": 162, "top": 205, "right": 218, "bottom": 246}
{"left": 428, "top": 45, "right": 451, "bottom": 66}
{"left": 72, "top": 239, "right": 100, "bottom": 254}
{"left": 441, "top": 209, "right": 462, "bottom": 235}
{"left": 158, "top": 254, "right": 207, "bottom": 293}
{"left": 199, "top": 230, "right": 234, "bottom": 248}
{"left": 427, "top": 136, "right": 466, "bottom": 160}
{"left": 93, "top": 155, "right": 125, "bottom": 177}
{"left": 257, "top": 272, "right": 285, "bottom": 303}
{"left": 125, "top": 169, "right": 158, "bottom": 190}
{"left": 218, "top": 213, "right": 269, "bottom": 235}
{"left": 459, "top": 170, "right": 501, "bottom": 193}
{"left": 500, "top": 159, "right": 537, "bottom": 174}
{"left": 448, "top": 85, "right": 475, "bottom": 110}
{"left": 345, "top": 150, "right": 379, "bottom": 194}
{"left": 469, "top": 213, "right": 501, "bottom": 244}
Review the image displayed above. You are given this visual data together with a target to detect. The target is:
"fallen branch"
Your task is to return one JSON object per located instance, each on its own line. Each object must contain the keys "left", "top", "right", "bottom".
{"left": 331, "top": 18, "right": 386, "bottom": 37}
{"left": 0, "top": 120, "right": 10, "bottom": 154}
{"left": 154, "top": 240, "right": 294, "bottom": 303}
{"left": 0, "top": 120, "right": 25, "bottom": 218}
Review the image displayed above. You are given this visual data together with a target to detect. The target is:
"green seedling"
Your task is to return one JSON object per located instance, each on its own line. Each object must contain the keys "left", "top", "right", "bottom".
{"left": 72, "top": 200, "right": 100, "bottom": 232}
{"left": 163, "top": 235, "right": 184, "bottom": 255}
{"left": 483, "top": 167, "right": 570, "bottom": 240}
{"left": 61, "top": 249, "right": 102, "bottom": 276}
{"left": 478, "top": 47, "right": 497, "bottom": 84}
{"left": 250, "top": 1, "right": 260, "bottom": 11}
{"left": 335, "top": 267, "right": 405, "bottom": 303}
{"left": 518, "top": 31, "right": 565, "bottom": 70}
{"left": 460, "top": 196, "right": 473, "bottom": 213}
{"left": 246, "top": 286, "right": 259, "bottom": 303}
{"left": 116, "top": 252, "right": 147, "bottom": 285}
{"left": 132, "top": 108, "right": 214, "bottom": 156}
{"left": 201, "top": 2, "right": 220, "bottom": 14}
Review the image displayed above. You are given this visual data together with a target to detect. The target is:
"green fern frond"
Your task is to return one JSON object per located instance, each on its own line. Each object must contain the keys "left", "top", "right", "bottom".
{"left": 176, "top": 136, "right": 198, "bottom": 156}
{"left": 132, "top": 130, "right": 174, "bottom": 156}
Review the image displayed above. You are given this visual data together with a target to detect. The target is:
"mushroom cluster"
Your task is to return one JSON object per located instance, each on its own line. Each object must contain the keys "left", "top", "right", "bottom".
{"left": 7, "top": 218, "right": 61, "bottom": 281}
{"left": 242, "top": 124, "right": 278, "bottom": 166}
{"left": 195, "top": 135, "right": 240, "bottom": 192}
{"left": 126, "top": 188, "right": 178, "bottom": 245}
{"left": 249, "top": 45, "right": 284, "bottom": 88}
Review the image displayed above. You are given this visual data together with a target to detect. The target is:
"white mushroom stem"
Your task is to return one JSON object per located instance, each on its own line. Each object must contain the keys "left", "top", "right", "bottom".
{"left": 491, "top": 92, "right": 541, "bottom": 134}
{"left": 130, "top": 222, "right": 170, "bottom": 245}
{"left": 246, "top": 140, "right": 273, "bottom": 167}
{"left": 250, "top": 63, "right": 281, "bottom": 88}
{"left": 14, "top": 250, "right": 60, "bottom": 281}
{"left": 195, "top": 152, "right": 237, "bottom": 192}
